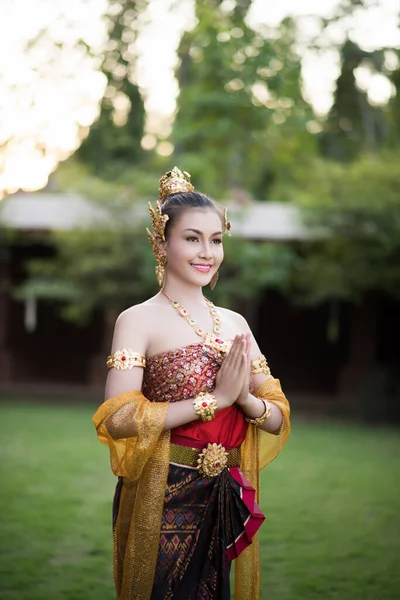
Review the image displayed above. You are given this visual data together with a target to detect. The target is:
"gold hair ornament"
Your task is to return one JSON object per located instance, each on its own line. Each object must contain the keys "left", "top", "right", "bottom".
{"left": 147, "top": 166, "right": 232, "bottom": 285}
{"left": 159, "top": 166, "right": 194, "bottom": 203}
{"left": 224, "top": 207, "right": 232, "bottom": 236}
{"left": 146, "top": 201, "right": 169, "bottom": 287}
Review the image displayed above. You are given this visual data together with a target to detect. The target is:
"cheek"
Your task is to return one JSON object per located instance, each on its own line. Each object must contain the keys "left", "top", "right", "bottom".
{"left": 215, "top": 245, "right": 224, "bottom": 263}
{"left": 167, "top": 239, "right": 191, "bottom": 261}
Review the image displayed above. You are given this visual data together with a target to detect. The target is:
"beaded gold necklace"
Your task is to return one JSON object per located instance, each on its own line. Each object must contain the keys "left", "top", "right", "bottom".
{"left": 161, "top": 290, "right": 232, "bottom": 360}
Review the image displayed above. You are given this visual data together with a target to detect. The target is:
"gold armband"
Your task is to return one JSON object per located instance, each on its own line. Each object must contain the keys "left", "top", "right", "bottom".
{"left": 245, "top": 399, "right": 272, "bottom": 426}
{"left": 192, "top": 392, "right": 216, "bottom": 422}
{"left": 251, "top": 354, "right": 271, "bottom": 376}
{"left": 106, "top": 349, "right": 146, "bottom": 371}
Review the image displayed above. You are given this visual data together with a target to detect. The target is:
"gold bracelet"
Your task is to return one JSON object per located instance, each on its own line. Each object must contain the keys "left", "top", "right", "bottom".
{"left": 192, "top": 392, "right": 217, "bottom": 422}
{"left": 245, "top": 399, "right": 272, "bottom": 426}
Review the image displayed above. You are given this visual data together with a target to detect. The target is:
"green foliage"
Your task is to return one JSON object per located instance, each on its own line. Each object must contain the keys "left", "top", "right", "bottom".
{"left": 77, "top": 0, "right": 148, "bottom": 176}
{"left": 17, "top": 191, "right": 295, "bottom": 326}
{"left": 17, "top": 177, "right": 158, "bottom": 325}
{"left": 173, "top": 2, "right": 316, "bottom": 198}
{"left": 209, "top": 236, "right": 295, "bottom": 308}
{"left": 290, "top": 151, "right": 400, "bottom": 304}
{"left": 320, "top": 39, "right": 387, "bottom": 161}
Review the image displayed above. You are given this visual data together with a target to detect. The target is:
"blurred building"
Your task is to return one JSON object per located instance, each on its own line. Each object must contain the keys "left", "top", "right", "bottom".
{"left": 0, "top": 191, "right": 399, "bottom": 415}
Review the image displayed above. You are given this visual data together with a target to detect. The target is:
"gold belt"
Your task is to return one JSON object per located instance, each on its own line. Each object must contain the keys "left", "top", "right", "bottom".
{"left": 170, "top": 442, "right": 241, "bottom": 478}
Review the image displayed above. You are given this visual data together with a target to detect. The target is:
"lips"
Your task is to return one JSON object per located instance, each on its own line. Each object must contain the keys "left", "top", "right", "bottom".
{"left": 191, "top": 264, "right": 212, "bottom": 273}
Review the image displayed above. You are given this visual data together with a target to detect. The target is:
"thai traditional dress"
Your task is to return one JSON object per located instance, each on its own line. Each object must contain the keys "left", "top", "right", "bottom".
{"left": 93, "top": 340, "right": 290, "bottom": 600}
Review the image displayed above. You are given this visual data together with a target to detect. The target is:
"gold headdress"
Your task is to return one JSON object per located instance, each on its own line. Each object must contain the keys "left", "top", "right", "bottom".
{"left": 146, "top": 167, "right": 194, "bottom": 287}
{"left": 159, "top": 166, "right": 194, "bottom": 203}
{"left": 147, "top": 166, "right": 232, "bottom": 287}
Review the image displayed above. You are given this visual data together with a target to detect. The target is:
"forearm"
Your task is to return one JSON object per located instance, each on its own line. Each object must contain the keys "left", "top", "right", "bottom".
{"left": 163, "top": 393, "right": 228, "bottom": 431}
{"left": 238, "top": 393, "right": 283, "bottom": 434}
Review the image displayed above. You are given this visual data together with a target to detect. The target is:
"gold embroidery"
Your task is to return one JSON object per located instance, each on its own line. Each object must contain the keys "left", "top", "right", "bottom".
{"left": 251, "top": 354, "right": 271, "bottom": 376}
{"left": 169, "top": 442, "right": 241, "bottom": 476}
{"left": 106, "top": 349, "right": 146, "bottom": 371}
{"left": 92, "top": 391, "right": 170, "bottom": 600}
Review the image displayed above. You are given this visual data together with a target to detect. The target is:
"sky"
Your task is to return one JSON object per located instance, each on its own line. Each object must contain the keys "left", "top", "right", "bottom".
{"left": 0, "top": 0, "right": 399, "bottom": 196}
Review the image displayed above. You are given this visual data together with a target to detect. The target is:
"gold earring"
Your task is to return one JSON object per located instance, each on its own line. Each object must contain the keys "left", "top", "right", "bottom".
{"left": 155, "top": 255, "right": 167, "bottom": 287}
{"left": 210, "top": 271, "right": 219, "bottom": 291}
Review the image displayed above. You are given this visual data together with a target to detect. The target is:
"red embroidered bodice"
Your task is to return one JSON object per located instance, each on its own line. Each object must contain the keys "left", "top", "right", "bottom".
{"left": 142, "top": 342, "right": 248, "bottom": 449}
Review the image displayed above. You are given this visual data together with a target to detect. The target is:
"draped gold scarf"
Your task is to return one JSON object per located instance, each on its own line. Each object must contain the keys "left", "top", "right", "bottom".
{"left": 92, "top": 377, "right": 290, "bottom": 600}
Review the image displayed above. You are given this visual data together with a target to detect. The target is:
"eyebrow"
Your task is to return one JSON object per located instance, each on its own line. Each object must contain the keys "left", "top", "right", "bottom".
{"left": 183, "top": 228, "right": 223, "bottom": 236}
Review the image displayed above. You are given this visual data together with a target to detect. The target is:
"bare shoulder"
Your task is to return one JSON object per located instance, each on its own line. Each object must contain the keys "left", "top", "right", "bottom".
{"left": 217, "top": 306, "right": 250, "bottom": 333}
{"left": 116, "top": 303, "right": 152, "bottom": 330}
{"left": 112, "top": 297, "right": 165, "bottom": 352}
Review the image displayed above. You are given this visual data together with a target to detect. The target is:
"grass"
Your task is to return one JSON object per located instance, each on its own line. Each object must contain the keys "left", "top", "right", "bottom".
{"left": 0, "top": 401, "right": 399, "bottom": 600}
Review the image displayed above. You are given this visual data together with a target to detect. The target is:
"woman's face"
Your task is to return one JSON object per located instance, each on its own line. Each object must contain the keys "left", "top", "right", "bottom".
{"left": 164, "top": 207, "right": 224, "bottom": 287}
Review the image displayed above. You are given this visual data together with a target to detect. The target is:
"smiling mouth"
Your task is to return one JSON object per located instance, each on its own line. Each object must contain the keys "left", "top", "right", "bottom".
{"left": 191, "top": 264, "right": 212, "bottom": 273}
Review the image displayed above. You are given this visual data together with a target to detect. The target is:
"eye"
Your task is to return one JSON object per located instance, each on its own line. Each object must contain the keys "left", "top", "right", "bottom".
{"left": 186, "top": 236, "right": 199, "bottom": 242}
{"left": 212, "top": 238, "right": 222, "bottom": 245}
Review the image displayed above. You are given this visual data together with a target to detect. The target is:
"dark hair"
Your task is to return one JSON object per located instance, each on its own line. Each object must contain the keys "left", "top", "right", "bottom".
{"left": 162, "top": 191, "right": 224, "bottom": 238}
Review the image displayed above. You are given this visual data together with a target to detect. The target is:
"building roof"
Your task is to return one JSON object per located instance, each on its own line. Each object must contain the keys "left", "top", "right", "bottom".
{"left": 0, "top": 191, "right": 308, "bottom": 241}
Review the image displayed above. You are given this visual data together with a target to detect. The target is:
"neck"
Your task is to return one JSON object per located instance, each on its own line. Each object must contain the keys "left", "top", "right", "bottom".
{"left": 161, "top": 275, "right": 206, "bottom": 305}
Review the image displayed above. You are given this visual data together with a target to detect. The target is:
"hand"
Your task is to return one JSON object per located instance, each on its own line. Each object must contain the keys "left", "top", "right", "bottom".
{"left": 214, "top": 335, "right": 248, "bottom": 409}
{"left": 235, "top": 333, "right": 252, "bottom": 408}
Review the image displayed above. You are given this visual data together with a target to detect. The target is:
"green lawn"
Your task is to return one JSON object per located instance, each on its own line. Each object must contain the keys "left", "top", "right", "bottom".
{"left": 0, "top": 401, "right": 399, "bottom": 600}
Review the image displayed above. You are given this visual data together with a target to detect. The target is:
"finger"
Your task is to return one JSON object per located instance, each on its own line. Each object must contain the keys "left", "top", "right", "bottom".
{"left": 232, "top": 337, "right": 247, "bottom": 372}
{"left": 224, "top": 335, "right": 241, "bottom": 368}
{"left": 245, "top": 333, "right": 251, "bottom": 357}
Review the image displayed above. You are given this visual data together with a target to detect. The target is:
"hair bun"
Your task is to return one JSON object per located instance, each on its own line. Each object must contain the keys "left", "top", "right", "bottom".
{"left": 159, "top": 166, "right": 194, "bottom": 203}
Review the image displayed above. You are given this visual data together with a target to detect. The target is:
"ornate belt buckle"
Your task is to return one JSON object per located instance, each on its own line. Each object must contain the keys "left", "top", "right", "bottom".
{"left": 197, "top": 443, "right": 228, "bottom": 478}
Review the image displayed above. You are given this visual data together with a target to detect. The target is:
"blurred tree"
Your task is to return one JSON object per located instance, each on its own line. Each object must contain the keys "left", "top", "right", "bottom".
{"left": 290, "top": 150, "right": 400, "bottom": 305}
{"left": 16, "top": 179, "right": 155, "bottom": 349}
{"left": 209, "top": 235, "right": 295, "bottom": 331}
{"left": 16, "top": 176, "right": 295, "bottom": 345}
{"left": 77, "top": 0, "right": 148, "bottom": 176}
{"left": 172, "top": 1, "right": 315, "bottom": 199}
{"left": 319, "top": 39, "right": 387, "bottom": 161}
{"left": 386, "top": 49, "right": 400, "bottom": 146}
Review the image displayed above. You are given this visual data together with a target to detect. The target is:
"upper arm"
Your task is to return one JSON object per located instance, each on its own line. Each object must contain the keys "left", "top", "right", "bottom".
{"left": 104, "top": 308, "right": 149, "bottom": 401}
{"left": 231, "top": 311, "right": 273, "bottom": 389}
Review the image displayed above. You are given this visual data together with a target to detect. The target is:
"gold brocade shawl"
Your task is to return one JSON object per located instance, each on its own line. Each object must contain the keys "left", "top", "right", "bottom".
{"left": 92, "top": 377, "right": 290, "bottom": 600}
{"left": 234, "top": 377, "right": 291, "bottom": 600}
{"left": 92, "top": 391, "right": 170, "bottom": 600}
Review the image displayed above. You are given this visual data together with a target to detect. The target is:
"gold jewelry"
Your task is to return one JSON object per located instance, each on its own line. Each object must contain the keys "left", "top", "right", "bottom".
{"left": 197, "top": 443, "right": 229, "bottom": 477}
{"left": 106, "top": 349, "right": 146, "bottom": 371}
{"left": 245, "top": 399, "right": 272, "bottom": 426}
{"left": 224, "top": 207, "right": 232, "bottom": 235}
{"left": 169, "top": 443, "right": 241, "bottom": 478}
{"left": 147, "top": 167, "right": 230, "bottom": 285}
{"left": 161, "top": 290, "right": 222, "bottom": 337}
{"left": 159, "top": 166, "right": 194, "bottom": 203}
{"left": 146, "top": 200, "right": 169, "bottom": 286}
{"left": 161, "top": 290, "right": 233, "bottom": 361}
{"left": 210, "top": 270, "right": 219, "bottom": 290}
{"left": 251, "top": 355, "right": 271, "bottom": 376}
{"left": 192, "top": 392, "right": 217, "bottom": 422}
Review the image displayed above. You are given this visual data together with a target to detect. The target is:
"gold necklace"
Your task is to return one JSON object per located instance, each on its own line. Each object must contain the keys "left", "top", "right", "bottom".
{"left": 161, "top": 290, "right": 232, "bottom": 359}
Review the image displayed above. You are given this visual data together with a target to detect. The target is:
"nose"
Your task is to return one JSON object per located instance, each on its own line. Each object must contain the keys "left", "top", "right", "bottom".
{"left": 198, "top": 241, "right": 212, "bottom": 260}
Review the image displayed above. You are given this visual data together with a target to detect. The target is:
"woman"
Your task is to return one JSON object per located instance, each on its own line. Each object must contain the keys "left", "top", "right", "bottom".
{"left": 93, "top": 167, "right": 290, "bottom": 600}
